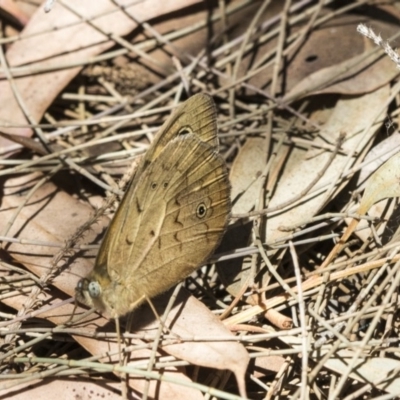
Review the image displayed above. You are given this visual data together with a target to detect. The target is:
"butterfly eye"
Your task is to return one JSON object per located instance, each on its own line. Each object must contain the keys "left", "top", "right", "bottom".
{"left": 88, "top": 281, "right": 102, "bottom": 298}
{"left": 163, "top": 182, "right": 168, "bottom": 189}
{"left": 196, "top": 202, "right": 207, "bottom": 219}
{"left": 151, "top": 182, "right": 157, "bottom": 190}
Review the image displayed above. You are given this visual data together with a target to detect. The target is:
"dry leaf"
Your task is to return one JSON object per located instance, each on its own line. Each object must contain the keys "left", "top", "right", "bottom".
{"left": 359, "top": 151, "right": 400, "bottom": 213}
{"left": 0, "top": 0, "right": 201, "bottom": 150}
{"left": 230, "top": 137, "right": 269, "bottom": 214}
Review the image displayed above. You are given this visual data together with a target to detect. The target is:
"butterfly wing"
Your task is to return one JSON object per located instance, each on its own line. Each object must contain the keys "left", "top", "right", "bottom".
{"left": 81, "top": 94, "right": 230, "bottom": 316}
{"left": 96, "top": 93, "right": 219, "bottom": 276}
{"left": 99, "top": 134, "right": 230, "bottom": 314}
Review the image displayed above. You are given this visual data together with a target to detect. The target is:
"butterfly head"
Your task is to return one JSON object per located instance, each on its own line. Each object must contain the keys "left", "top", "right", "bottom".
{"left": 75, "top": 274, "right": 108, "bottom": 312}
{"left": 75, "top": 270, "right": 142, "bottom": 318}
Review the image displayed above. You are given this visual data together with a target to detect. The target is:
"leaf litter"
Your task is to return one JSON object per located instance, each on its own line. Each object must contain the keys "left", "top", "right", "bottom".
{"left": 1, "top": 1, "right": 400, "bottom": 399}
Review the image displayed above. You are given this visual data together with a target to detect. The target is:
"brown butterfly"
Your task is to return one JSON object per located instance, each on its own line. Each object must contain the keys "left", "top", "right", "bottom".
{"left": 76, "top": 93, "right": 231, "bottom": 317}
